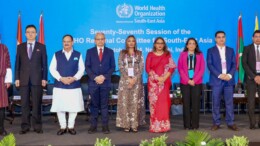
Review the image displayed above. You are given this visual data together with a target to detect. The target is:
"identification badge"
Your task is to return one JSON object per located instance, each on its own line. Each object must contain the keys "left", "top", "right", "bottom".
{"left": 128, "top": 68, "right": 134, "bottom": 77}
{"left": 256, "top": 62, "right": 260, "bottom": 71}
{"left": 188, "top": 70, "right": 194, "bottom": 78}
{"left": 221, "top": 62, "right": 227, "bottom": 70}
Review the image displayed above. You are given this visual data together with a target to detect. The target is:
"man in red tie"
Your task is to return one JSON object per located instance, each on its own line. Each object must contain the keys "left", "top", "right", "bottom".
{"left": 85, "top": 32, "right": 115, "bottom": 134}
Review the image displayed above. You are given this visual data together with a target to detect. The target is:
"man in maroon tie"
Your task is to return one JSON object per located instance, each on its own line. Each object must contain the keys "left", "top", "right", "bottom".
{"left": 15, "top": 25, "right": 47, "bottom": 134}
{"left": 85, "top": 32, "right": 115, "bottom": 134}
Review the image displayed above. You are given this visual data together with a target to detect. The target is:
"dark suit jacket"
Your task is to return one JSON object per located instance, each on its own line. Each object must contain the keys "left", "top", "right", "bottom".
{"left": 207, "top": 45, "right": 236, "bottom": 86}
{"left": 85, "top": 47, "right": 115, "bottom": 87}
{"left": 15, "top": 42, "right": 47, "bottom": 86}
{"left": 242, "top": 44, "right": 258, "bottom": 82}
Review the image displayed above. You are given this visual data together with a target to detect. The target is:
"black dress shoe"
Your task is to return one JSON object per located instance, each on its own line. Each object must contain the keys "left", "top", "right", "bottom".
{"left": 102, "top": 126, "right": 110, "bottom": 134}
{"left": 57, "top": 129, "right": 67, "bottom": 135}
{"left": 19, "top": 129, "right": 29, "bottom": 134}
{"left": 88, "top": 126, "right": 97, "bottom": 134}
{"left": 258, "top": 123, "right": 260, "bottom": 128}
{"left": 211, "top": 125, "right": 220, "bottom": 131}
{"left": 34, "top": 129, "right": 43, "bottom": 134}
{"left": 68, "top": 128, "right": 76, "bottom": 135}
{"left": 227, "top": 124, "right": 238, "bottom": 131}
{"left": 250, "top": 125, "right": 256, "bottom": 129}
{"left": 0, "top": 130, "right": 7, "bottom": 136}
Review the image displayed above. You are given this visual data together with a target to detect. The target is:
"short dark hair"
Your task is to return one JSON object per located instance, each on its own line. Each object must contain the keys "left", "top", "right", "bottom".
{"left": 215, "top": 31, "right": 225, "bottom": 37}
{"left": 62, "top": 34, "right": 73, "bottom": 41}
{"left": 25, "top": 25, "right": 37, "bottom": 32}
{"left": 253, "top": 30, "right": 260, "bottom": 37}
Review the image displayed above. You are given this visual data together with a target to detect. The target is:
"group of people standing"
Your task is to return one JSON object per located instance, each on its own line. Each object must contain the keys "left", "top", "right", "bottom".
{"left": 1, "top": 24, "right": 260, "bottom": 136}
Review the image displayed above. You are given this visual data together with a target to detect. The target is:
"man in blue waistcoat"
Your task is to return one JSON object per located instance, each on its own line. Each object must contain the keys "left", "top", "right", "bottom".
{"left": 49, "top": 34, "right": 85, "bottom": 135}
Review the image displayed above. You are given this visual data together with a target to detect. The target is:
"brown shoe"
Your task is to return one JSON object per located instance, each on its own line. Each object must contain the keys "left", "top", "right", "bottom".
{"left": 228, "top": 124, "right": 238, "bottom": 131}
{"left": 211, "top": 125, "right": 220, "bottom": 131}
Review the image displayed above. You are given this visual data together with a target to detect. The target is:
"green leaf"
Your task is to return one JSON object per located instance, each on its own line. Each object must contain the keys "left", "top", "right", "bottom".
{"left": 0, "top": 133, "right": 16, "bottom": 146}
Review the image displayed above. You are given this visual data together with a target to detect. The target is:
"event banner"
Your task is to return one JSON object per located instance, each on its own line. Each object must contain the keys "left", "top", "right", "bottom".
{"left": 0, "top": 0, "right": 259, "bottom": 83}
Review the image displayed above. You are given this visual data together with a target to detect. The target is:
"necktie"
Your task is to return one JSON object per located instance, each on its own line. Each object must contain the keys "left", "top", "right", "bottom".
{"left": 28, "top": 43, "right": 33, "bottom": 59}
{"left": 99, "top": 48, "right": 103, "bottom": 61}
{"left": 257, "top": 45, "right": 260, "bottom": 62}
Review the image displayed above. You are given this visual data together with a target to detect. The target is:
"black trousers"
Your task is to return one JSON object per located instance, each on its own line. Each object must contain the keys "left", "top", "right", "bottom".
{"left": 20, "top": 85, "right": 43, "bottom": 131}
{"left": 246, "top": 80, "right": 260, "bottom": 127}
{"left": 180, "top": 83, "right": 202, "bottom": 129}
{"left": 0, "top": 107, "right": 5, "bottom": 132}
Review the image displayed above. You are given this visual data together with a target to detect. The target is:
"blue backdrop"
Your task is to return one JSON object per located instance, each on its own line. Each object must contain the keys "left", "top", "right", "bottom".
{"left": 0, "top": 0, "right": 259, "bottom": 83}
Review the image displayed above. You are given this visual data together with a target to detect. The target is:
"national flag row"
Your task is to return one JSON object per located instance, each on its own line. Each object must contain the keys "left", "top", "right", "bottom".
{"left": 237, "top": 14, "right": 259, "bottom": 83}
{"left": 16, "top": 12, "right": 45, "bottom": 46}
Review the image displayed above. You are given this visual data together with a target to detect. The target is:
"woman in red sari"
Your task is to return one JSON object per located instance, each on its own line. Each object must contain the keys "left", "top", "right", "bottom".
{"left": 146, "top": 37, "right": 176, "bottom": 133}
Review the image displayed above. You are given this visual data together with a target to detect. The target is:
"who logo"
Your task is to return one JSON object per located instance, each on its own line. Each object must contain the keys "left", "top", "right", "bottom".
{"left": 116, "top": 3, "right": 133, "bottom": 18}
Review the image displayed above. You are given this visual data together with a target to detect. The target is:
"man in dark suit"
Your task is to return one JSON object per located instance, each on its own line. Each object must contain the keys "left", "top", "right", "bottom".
{"left": 242, "top": 30, "right": 260, "bottom": 129}
{"left": 15, "top": 25, "right": 47, "bottom": 134}
{"left": 85, "top": 32, "right": 115, "bottom": 134}
{"left": 207, "top": 31, "right": 238, "bottom": 131}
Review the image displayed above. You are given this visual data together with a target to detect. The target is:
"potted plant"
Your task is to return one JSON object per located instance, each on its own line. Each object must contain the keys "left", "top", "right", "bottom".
{"left": 0, "top": 133, "right": 16, "bottom": 146}
{"left": 226, "top": 135, "right": 249, "bottom": 146}
{"left": 175, "top": 130, "right": 224, "bottom": 146}
{"left": 140, "top": 134, "right": 168, "bottom": 146}
{"left": 95, "top": 137, "right": 114, "bottom": 146}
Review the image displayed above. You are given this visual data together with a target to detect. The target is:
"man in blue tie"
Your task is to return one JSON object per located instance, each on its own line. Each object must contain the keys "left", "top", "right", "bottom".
{"left": 207, "top": 31, "right": 238, "bottom": 131}
{"left": 15, "top": 25, "right": 47, "bottom": 134}
{"left": 85, "top": 32, "right": 115, "bottom": 134}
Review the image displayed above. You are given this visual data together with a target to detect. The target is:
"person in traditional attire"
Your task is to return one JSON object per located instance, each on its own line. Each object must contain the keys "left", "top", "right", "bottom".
{"left": 146, "top": 37, "right": 176, "bottom": 133}
{"left": 0, "top": 44, "right": 12, "bottom": 136}
{"left": 116, "top": 35, "right": 146, "bottom": 132}
{"left": 49, "top": 34, "right": 85, "bottom": 135}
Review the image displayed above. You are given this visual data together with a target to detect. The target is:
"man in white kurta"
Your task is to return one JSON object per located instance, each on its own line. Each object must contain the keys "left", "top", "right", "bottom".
{"left": 49, "top": 35, "right": 85, "bottom": 135}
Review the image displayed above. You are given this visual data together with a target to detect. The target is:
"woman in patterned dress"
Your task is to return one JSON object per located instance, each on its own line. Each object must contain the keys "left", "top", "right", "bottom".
{"left": 116, "top": 35, "right": 146, "bottom": 132}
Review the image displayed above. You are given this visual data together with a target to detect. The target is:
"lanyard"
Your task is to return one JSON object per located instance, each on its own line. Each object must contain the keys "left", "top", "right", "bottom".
{"left": 188, "top": 53, "right": 195, "bottom": 69}
{"left": 125, "top": 54, "right": 135, "bottom": 68}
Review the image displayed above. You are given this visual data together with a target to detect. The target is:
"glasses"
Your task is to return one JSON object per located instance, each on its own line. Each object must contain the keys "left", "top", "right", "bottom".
{"left": 155, "top": 42, "right": 164, "bottom": 45}
{"left": 95, "top": 38, "right": 105, "bottom": 41}
{"left": 26, "top": 31, "right": 36, "bottom": 34}
{"left": 63, "top": 41, "right": 72, "bottom": 43}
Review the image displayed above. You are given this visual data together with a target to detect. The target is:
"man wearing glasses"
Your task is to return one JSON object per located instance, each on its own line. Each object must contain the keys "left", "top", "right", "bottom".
{"left": 242, "top": 30, "right": 260, "bottom": 129}
{"left": 15, "top": 24, "right": 47, "bottom": 134}
{"left": 85, "top": 32, "right": 115, "bottom": 134}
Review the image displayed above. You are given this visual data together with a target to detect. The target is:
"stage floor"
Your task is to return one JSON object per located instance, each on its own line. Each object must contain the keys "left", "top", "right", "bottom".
{"left": 1, "top": 113, "right": 260, "bottom": 146}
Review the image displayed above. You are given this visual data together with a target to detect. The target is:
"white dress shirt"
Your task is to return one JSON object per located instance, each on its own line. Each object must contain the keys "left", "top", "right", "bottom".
{"left": 217, "top": 45, "right": 232, "bottom": 79}
{"left": 49, "top": 49, "right": 85, "bottom": 81}
{"left": 97, "top": 46, "right": 104, "bottom": 55}
{"left": 4, "top": 68, "right": 12, "bottom": 83}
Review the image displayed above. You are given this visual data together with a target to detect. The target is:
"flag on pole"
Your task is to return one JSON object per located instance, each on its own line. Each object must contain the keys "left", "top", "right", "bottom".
{"left": 255, "top": 15, "right": 259, "bottom": 31}
{"left": 236, "top": 14, "right": 245, "bottom": 83}
{"left": 17, "top": 12, "right": 22, "bottom": 45}
{"left": 38, "top": 12, "right": 45, "bottom": 44}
